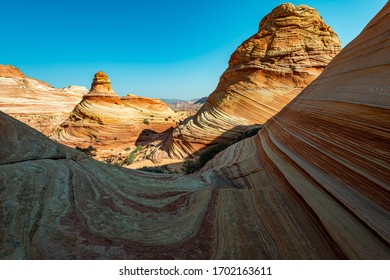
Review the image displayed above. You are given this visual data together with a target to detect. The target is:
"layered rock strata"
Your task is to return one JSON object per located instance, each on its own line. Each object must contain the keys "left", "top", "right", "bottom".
{"left": 64, "top": 71, "right": 177, "bottom": 125}
{"left": 0, "top": 3, "right": 389, "bottom": 259}
{"left": 0, "top": 65, "right": 87, "bottom": 134}
{"left": 168, "top": 3, "right": 341, "bottom": 158}
{"left": 56, "top": 72, "right": 179, "bottom": 159}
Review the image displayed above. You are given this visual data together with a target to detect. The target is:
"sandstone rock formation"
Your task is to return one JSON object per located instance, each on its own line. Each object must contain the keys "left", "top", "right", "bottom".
{"left": 0, "top": 65, "right": 26, "bottom": 78}
{"left": 168, "top": 3, "right": 341, "bottom": 158}
{"left": 55, "top": 71, "right": 180, "bottom": 161}
{"left": 0, "top": 3, "right": 389, "bottom": 259}
{"left": 0, "top": 65, "right": 88, "bottom": 134}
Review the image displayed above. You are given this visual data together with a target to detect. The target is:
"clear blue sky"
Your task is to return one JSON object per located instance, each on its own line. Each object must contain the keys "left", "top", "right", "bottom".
{"left": 1, "top": 0, "right": 387, "bottom": 99}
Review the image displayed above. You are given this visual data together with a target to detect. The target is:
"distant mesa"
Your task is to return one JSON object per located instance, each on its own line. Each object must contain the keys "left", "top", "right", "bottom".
{"left": 194, "top": 97, "right": 207, "bottom": 104}
{"left": 166, "top": 3, "right": 341, "bottom": 158}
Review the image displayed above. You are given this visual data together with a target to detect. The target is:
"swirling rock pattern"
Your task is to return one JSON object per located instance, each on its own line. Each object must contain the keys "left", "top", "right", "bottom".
{"left": 0, "top": 3, "right": 389, "bottom": 259}
{"left": 0, "top": 65, "right": 87, "bottom": 134}
{"left": 168, "top": 3, "right": 341, "bottom": 158}
{"left": 203, "top": 3, "right": 390, "bottom": 259}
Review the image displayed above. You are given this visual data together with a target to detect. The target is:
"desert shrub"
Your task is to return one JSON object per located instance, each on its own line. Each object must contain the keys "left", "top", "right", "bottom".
{"left": 183, "top": 143, "right": 231, "bottom": 174}
{"left": 145, "top": 150, "right": 155, "bottom": 160}
{"left": 76, "top": 145, "right": 96, "bottom": 156}
{"left": 183, "top": 160, "right": 201, "bottom": 174}
{"left": 143, "top": 119, "right": 149, "bottom": 125}
{"left": 103, "top": 156, "right": 115, "bottom": 164}
{"left": 198, "top": 143, "right": 230, "bottom": 167}
{"left": 114, "top": 137, "right": 118, "bottom": 140}
{"left": 125, "top": 152, "right": 137, "bottom": 165}
{"left": 125, "top": 147, "right": 131, "bottom": 151}
{"left": 138, "top": 166, "right": 166, "bottom": 173}
{"left": 241, "top": 126, "right": 262, "bottom": 139}
{"left": 165, "top": 117, "right": 169, "bottom": 121}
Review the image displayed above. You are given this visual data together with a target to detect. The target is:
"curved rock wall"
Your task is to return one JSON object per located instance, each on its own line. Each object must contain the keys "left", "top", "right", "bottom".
{"left": 203, "top": 2, "right": 390, "bottom": 259}
{"left": 0, "top": 3, "right": 389, "bottom": 259}
{"left": 168, "top": 4, "right": 341, "bottom": 158}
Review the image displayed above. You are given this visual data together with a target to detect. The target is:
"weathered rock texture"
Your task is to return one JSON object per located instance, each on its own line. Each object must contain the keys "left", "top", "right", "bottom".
{"left": 62, "top": 71, "right": 177, "bottom": 126}
{"left": 0, "top": 3, "right": 389, "bottom": 259}
{"left": 0, "top": 65, "right": 26, "bottom": 78}
{"left": 55, "top": 72, "right": 179, "bottom": 160}
{"left": 0, "top": 65, "right": 87, "bottom": 134}
{"left": 168, "top": 3, "right": 341, "bottom": 158}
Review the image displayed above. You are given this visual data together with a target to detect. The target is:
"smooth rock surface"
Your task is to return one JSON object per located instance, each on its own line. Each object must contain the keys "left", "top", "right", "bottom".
{"left": 0, "top": 3, "right": 389, "bottom": 259}
{"left": 167, "top": 3, "right": 341, "bottom": 158}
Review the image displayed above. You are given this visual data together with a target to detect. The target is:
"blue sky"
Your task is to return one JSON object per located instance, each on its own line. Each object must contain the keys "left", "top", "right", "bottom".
{"left": 1, "top": 0, "right": 387, "bottom": 99}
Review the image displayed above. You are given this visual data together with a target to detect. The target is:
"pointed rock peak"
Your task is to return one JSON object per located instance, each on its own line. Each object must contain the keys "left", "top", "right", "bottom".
{"left": 89, "top": 71, "right": 115, "bottom": 94}
{"left": 229, "top": 3, "right": 341, "bottom": 68}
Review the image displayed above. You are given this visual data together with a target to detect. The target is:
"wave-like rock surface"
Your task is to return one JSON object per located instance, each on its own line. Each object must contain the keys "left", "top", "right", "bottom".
{"left": 203, "top": 3, "right": 390, "bottom": 258}
{"left": 0, "top": 3, "right": 389, "bottom": 259}
{"left": 0, "top": 65, "right": 88, "bottom": 134}
{"left": 168, "top": 3, "right": 341, "bottom": 158}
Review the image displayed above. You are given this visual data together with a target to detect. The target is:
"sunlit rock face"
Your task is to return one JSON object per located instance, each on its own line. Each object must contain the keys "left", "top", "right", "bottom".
{"left": 167, "top": 3, "right": 341, "bottom": 158}
{"left": 0, "top": 3, "right": 389, "bottom": 260}
{"left": 203, "top": 2, "right": 390, "bottom": 259}
{"left": 55, "top": 71, "right": 179, "bottom": 155}
{"left": 0, "top": 65, "right": 87, "bottom": 134}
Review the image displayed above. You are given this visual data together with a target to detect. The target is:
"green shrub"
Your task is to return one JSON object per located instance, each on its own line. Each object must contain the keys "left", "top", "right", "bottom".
{"left": 183, "top": 143, "right": 230, "bottom": 174}
{"left": 198, "top": 143, "right": 230, "bottom": 167}
{"left": 125, "top": 152, "right": 137, "bottom": 165}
